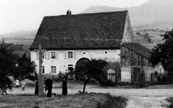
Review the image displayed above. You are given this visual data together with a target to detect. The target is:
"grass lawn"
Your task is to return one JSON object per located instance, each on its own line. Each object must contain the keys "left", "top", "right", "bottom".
{"left": 0, "top": 93, "right": 127, "bottom": 108}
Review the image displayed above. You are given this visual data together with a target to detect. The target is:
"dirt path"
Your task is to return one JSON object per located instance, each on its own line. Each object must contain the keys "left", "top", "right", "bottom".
{"left": 126, "top": 96, "right": 169, "bottom": 108}
{"left": 87, "top": 88, "right": 173, "bottom": 108}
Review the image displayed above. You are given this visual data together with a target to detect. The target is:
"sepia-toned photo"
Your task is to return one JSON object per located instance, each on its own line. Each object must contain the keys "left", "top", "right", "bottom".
{"left": 0, "top": 0, "right": 173, "bottom": 107}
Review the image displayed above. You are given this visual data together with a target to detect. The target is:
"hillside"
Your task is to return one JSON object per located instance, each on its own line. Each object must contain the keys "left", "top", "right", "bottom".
{"left": 1, "top": 30, "right": 36, "bottom": 45}
{"left": 133, "top": 29, "right": 165, "bottom": 49}
{"left": 83, "top": 0, "right": 173, "bottom": 29}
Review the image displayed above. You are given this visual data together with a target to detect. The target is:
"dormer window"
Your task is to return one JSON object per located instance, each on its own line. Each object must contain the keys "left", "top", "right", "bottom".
{"left": 51, "top": 52, "right": 56, "bottom": 59}
{"left": 68, "top": 51, "right": 73, "bottom": 58}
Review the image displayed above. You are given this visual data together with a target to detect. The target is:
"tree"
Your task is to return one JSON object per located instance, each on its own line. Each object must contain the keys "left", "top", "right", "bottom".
{"left": 14, "top": 53, "right": 35, "bottom": 81}
{"left": 89, "top": 59, "right": 108, "bottom": 85}
{"left": 75, "top": 58, "right": 91, "bottom": 93}
{"left": 45, "top": 78, "right": 53, "bottom": 97}
{"left": 150, "top": 29, "right": 173, "bottom": 82}
{"left": 56, "top": 72, "right": 68, "bottom": 96}
{"left": 0, "top": 41, "right": 18, "bottom": 93}
{"left": 62, "top": 74, "right": 68, "bottom": 95}
{"left": 107, "top": 62, "right": 121, "bottom": 83}
{"left": 75, "top": 58, "right": 108, "bottom": 93}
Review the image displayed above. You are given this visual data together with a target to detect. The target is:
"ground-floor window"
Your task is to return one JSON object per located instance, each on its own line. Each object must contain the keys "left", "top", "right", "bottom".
{"left": 51, "top": 66, "right": 56, "bottom": 73}
{"left": 68, "top": 64, "right": 73, "bottom": 72}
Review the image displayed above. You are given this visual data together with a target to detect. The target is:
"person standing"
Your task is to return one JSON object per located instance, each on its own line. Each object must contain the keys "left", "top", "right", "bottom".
{"left": 45, "top": 79, "right": 53, "bottom": 97}
{"left": 62, "top": 75, "right": 68, "bottom": 95}
{"left": 35, "top": 80, "right": 38, "bottom": 96}
{"left": 21, "top": 81, "right": 26, "bottom": 91}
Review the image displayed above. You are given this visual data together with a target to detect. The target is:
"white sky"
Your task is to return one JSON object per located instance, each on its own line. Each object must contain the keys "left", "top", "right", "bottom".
{"left": 0, "top": 0, "right": 149, "bottom": 34}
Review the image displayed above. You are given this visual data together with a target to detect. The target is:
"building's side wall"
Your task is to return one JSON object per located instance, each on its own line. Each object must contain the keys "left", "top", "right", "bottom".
{"left": 120, "top": 44, "right": 164, "bottom": 82}
{"left": 121, "top": 13, "right": 134, "bottom": 43}
{"left": 30, "top": 49, "right": 120, "bottom": 74}
{"left": 121, "top": 13, "right": 134, "bottom": 82}
{"left": 143, "top": 66, "right": 154, "bottom": 82}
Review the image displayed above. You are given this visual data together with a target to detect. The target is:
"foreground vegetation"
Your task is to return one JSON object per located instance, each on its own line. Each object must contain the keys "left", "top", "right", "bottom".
{"left": 167, "top": 98, "right": 173, "bottom": 108}
{"left": 150, "top": 29, "right": 173, "bottom": 83}
{"left": 0, "top": 93, "right": 127, "bottom": 108}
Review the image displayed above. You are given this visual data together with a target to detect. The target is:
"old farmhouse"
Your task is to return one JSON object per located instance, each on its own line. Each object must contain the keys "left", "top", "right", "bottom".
{"left": 30, "top": 10, "right": 163, "bottom": 83}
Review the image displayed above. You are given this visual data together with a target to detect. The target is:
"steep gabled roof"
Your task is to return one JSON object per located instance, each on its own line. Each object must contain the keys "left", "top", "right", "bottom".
{"left": 122, "top": 42, "right": 151, "bottom": 59}
{"left": 30, "top": 11, "right": 128, "bottom": 50}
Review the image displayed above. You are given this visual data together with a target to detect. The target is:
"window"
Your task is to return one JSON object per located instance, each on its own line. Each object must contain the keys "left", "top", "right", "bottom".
{"left": 68, "top": 64, "right": 73, "bottom": 72}
{"left": 68, "top": 51, "right": 73, "bottom": 58}
{"left": 138, "top": 55, "right": 141, "bottom": 66}
{"left": 51, "top": 52, "right": 56, "bottom": 59}
{"left": 107, "top": 69, "right": 116, "bottom": 82}
{"left": 51, "top": 66, "right": 56, "bottom": 73}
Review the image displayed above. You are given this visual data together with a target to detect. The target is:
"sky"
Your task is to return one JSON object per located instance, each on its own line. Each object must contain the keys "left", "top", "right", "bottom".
{"left": 0, "top": 0, "right": 149, "bottom": 34}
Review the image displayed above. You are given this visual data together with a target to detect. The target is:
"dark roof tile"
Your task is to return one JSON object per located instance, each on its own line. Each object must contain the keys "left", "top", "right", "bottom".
{"left": 30, "top": 11, "right": 128, "bottom": 50}
{"left": 122, "top": 42, "right": 151, "bottom": 58}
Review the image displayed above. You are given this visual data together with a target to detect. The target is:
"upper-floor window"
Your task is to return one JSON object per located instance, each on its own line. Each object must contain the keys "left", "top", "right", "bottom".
{"left": 68, "top": 51, "right": 73, "bottom": 58}
{"left": 51, "top": 66, "right": 56, "bottom": 73}
{"left": 51, "top": 52, "right": 56, "bottom": 59}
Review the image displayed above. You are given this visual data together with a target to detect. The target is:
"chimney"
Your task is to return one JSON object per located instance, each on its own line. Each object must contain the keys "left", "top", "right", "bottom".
{"left": 66, "top": 10, "right": 72, "bottom": 15}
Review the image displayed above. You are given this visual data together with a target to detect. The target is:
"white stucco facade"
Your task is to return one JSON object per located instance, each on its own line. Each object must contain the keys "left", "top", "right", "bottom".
{"left": 31, "top": 49, "right": 120, "bottom": 74}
